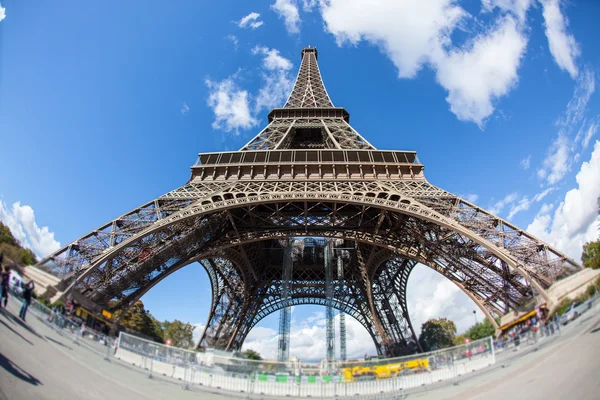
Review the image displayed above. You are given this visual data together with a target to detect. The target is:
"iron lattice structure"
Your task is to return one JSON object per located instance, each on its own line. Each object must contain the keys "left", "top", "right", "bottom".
{"left": 37, "top": 47, "right": 582, "bottom": 357}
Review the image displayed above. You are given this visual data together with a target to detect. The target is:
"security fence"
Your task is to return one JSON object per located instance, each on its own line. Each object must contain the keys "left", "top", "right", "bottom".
{"left": 26, "top": 298, "right": 115, "bottom": 359}
{"left": 115, "top": 332, "right": 495, "bottom": 398}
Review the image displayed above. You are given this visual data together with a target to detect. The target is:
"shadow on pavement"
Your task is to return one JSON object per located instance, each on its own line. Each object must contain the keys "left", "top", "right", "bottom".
{"left": 0, "top": 353, "right": 43, "bottom": 386}
{"left": 0, "top": 310, "right": 43, "bottom": 340}
{"left": 0, "top": 314, "right": 33, "bottom": 346}
{"left": 45, "top": 336, "right": 73, "bottom": 350}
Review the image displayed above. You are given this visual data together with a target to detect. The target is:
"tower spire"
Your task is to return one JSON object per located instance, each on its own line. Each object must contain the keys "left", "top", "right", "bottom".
{"left": 284, "top": 47, "right": 334, "bottom": 108}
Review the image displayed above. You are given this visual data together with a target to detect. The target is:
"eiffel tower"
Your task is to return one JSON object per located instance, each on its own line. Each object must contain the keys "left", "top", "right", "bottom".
{"left": 36, "top": 47, "right": 582, "bottom": 357}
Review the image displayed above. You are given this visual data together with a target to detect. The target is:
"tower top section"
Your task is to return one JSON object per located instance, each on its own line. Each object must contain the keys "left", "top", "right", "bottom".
{"left": 284, "top": 46, "right": 334, "bottom": 109}
{"left": 301, "top": 47, "right": 318, "bottom": 60}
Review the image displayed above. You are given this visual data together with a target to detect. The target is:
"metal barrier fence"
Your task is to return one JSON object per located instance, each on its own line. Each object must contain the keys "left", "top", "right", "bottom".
{"left": 115, "top": 332, "right": 495, "bottom": 398}
{"left": 25, "top": 298, "right": 116, "bottom": 360}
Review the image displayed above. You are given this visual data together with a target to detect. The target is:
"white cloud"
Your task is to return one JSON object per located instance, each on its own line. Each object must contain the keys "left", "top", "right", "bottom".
{"left": 0, "top": 4, "right": 5, "bottom": 22}
{"left": 238, "top": 12, "right": 264, "bottom": 29}
{"left": 252, "top": 46, "right": 293, "bottom": 71}
{"left": 461, "top": 194, "right": 479, "bottom": 203}
{"left": 252, "top": 47, "right": 295, "bottom": 112}
{"left": 271, "top": 0, "right": 301, "bottom": 34}
{"left": 539, "top": 0, "right": 580, "bottom": 79}
{"left": 436, "top": 17, "right": 527, "bottom": 127}
{"left": 520, "top": 154, "right": 531, "bottom": 170}
{"left": 407, "top": 265, "right": 486, "bottom": 335}
{"left": 489, "top": 192, "right": 518, "bottom": 215}
{"left": 301, "top": 0, "right": 318, "bottom": 12}
{"left": 180, "top": 102, "right": 189, "bottom": 116}
{"left": 0, "top": 200, "right": 61, "bottom": 259}
{"left": 506, "top": 187, "right": 554, "bottom": 220}
{"left": 205, "top": 77, "right": 258, "bottom": 133}
{"left": 482, "top": 0, "right": 534, "bottom": 22}
{"left": 581, "top": 120, "right": 598, "bottom": 150}
{"left": 537, "top": 134, "right": 571, "bottom": 184}
{"left": 243, "top": 312, "right": 376, "bottom": 362}
{"left": 527, "top": 140, "right": 600, "bottom": 260}
{"left": 192, "top": 322, "right": 206, "bottom": 343}
{"left": 225, "top": 34, "right": 239, "bottom": 49}
{"left": 537, "top": 67, "right": 596, "bottom": 185}
{"left": 320, "top": 1, "right": 527, "bottom": 126}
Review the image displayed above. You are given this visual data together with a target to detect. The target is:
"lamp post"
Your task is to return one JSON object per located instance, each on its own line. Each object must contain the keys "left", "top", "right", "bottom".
{"left": 473, "top": 310, "right": 478, "bottom": 326}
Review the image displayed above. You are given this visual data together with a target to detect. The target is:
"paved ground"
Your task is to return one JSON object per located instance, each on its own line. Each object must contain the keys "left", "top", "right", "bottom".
{"left": 1, "top": 295, "right": 600, "bottom": 400}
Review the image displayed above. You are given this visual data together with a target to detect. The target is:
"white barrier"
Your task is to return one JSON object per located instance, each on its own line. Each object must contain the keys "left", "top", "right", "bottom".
{"left": 115, "top": 333, "right": 495, "bottom": 398}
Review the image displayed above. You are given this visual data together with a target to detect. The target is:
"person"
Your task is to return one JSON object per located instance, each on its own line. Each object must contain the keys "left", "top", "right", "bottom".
{"left": 19, "top": 281, "right": 35, "bottom": 320}
{"left": 0, "top": 267, "right": 9, "bottom": 309}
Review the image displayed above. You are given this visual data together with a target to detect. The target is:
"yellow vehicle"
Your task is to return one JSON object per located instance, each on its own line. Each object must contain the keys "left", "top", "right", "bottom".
{"left": 342, "top": 358, "right": 429, "bottom": 382}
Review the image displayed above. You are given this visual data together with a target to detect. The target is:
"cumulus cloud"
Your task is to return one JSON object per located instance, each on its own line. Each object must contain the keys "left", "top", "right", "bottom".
{"left": 539, "top": 0, "right": 580, "bottom": 79}
{"left": 206, "top": 47, "right": 293, "bottom": 132}
{"left": 271, "top": 0, "right": 301, "bottom": 34}
{"left": 320, "top": 0, "right": 528, "bottom": 127}
{"left": 0, "top": 200, "right": 61, "bottom": 259}
{"left": 238, "top": 12, "right": 264, "bottom": 29}
{"left": 527, "top": 140, "right": 600, "bottom": 260}
{"left": 0, "top": 4, "right": 5, "bottom": 22}
{"left": 205, "top": 77, "right": 258, "bottom": 133}
{"left": 252, "top": 46, "right": 293, "bottom": 71}
{"left": 436, "top": 17, "right": 527, "bottom": 127}
{"left": 407, "top": 265, "right": 487, "bottom": 336}
{"left": 252, "top": 47, "right": 295, "bottom": 112}
{"left": 537, "top": 67, "right": 596, "bottom": 185}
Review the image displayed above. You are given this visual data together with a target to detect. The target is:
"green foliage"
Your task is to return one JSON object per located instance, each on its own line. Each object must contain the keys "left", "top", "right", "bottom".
{"left": 553, "top": 298, "right": 574, "bottom": 317}
{"left": 18, "top": 248, "right": 37, "bottom": 265}
{"left": 0, "top": 222, "right": 18, "bottom": 247}
{"left": 116, "top": 301, "right": 164, "bottom": 343}
{"left": 452, "top": 334, "right": 466, "bottom": 346}
{"left": 418, "top": 318, "right": 457, "bottom": 352}
{"left": 53, "top": 300, "right": 65, "bottom": 309}
{"left": 465, "top": 319, "right": 495, "bottom": 341}
{"left": 243, "top": 349, "right": 262, "bottom": 360}
{"left": 162, "top": 320, "right": 195, "bottom": 348}
{"left": 0, "top": 223, "right": 38, "bottom": 266}
{"left": 582, "top": 240, "right": 600, "bottom": 269}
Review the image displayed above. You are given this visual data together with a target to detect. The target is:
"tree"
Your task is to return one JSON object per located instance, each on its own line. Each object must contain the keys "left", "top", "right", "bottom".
{"left": 116, "top": 301, "right": 164, "bottom": 342}
{"left": 452, "top": 334, "right": 466, "bottom": 346}
{"left": 0, "top": 222, "right": 18, "bottom": 247}
{"left": 18, "top": 248, "right": 37, "bottom": 265}
{"left": 418, "top": 318, "right": 457, "bottom": 352}
{"left": 465, "top": 319, "right": 496, "bottom": 341}
{"left": 162, "top": 320, "right": 195, "bottom": 348}
{"left": 582, "top": 240, "right": 600, "bottom": 269}
{"left": 243, "top": 349, "right": 262, "bottom": 360}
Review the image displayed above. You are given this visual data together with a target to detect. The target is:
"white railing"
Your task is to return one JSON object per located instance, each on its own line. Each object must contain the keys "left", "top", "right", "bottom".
{"left": 115, "top": 332, "right": 495, "bottom": 398}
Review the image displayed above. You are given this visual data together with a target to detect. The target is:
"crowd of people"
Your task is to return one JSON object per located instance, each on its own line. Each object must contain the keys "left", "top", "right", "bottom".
{"left": 495, "top": 312, "right": 561, "bottom": 350}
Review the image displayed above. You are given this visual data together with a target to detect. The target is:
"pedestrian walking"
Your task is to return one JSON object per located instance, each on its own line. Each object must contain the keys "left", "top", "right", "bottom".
{"left": 0, "top": 267, "right": 9, "bottom": 309}
{"left": 19, "top": 281, "right": 35, "bottom": 320}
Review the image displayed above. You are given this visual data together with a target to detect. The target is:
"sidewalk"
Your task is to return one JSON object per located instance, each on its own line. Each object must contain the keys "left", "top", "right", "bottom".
{"left": 2, "top": 295, "right": 600, "bottom": 400}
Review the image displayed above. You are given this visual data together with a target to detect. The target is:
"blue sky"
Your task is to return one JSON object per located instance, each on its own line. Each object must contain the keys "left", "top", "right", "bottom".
{"left": 1, "top": 1, "right": 599, "bottom": 361}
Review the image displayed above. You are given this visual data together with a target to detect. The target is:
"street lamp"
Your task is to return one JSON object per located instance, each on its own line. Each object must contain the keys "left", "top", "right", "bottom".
{"left": 473, "top": 310, "right": 478, "bottom": 325}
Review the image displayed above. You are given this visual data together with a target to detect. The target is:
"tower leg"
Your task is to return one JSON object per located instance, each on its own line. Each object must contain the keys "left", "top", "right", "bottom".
{"left": 277, "top": 238, "right": 294, "bottom": 362}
